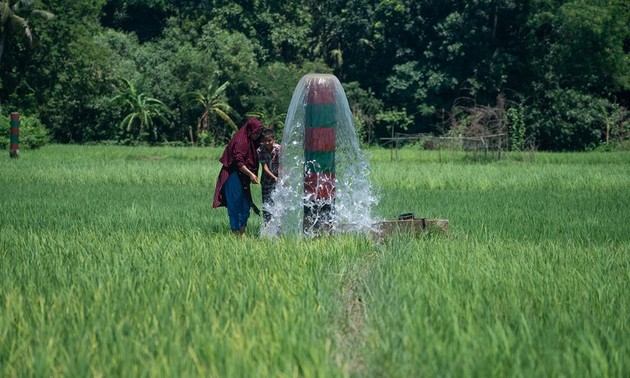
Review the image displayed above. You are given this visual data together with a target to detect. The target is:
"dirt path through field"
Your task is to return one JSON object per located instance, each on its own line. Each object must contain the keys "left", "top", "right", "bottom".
{"left": 335, "top": 251, "right": 379, "bottom": 375}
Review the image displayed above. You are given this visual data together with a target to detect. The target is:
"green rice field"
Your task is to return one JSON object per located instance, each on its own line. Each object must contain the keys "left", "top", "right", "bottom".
{"left": 1, "top": 145, "right": 629, "bottom": 377}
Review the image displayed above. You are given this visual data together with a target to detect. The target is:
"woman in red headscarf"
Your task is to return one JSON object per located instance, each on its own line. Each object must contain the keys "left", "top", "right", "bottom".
{"left": 213, "top": 117, "right": 264, "bottom": 235}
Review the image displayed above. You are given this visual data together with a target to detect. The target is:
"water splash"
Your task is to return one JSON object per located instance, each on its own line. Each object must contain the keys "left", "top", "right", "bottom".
{"left": 261, "top": 74, "right": 379, "bottom": 237}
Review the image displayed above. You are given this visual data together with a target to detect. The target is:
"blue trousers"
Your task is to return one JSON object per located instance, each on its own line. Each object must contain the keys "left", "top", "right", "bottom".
{"left": 223, "top": 172, "right": 250, "bottom": 231}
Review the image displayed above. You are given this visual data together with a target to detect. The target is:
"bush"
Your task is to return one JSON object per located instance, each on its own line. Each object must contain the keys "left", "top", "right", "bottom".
{"left": 0, "top": 114, "right": 50, "bottom": 150}
{"left": 507, "top": 106, "right": 526, "bottom": 151}
{"left": 527, "top": 89, "right": 609, "bottom": 151}
{"left": 196, "top": 131, "right": 216, "bottom": 147}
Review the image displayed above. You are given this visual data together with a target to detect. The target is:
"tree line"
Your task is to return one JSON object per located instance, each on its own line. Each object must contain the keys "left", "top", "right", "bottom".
{"left": 0, "top": 0, "right": 628, "bottom": 151}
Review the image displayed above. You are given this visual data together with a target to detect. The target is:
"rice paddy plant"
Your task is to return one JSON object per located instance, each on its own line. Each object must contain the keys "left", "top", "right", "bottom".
{"left": 361, "top": 236, "right": 628, "bottom": 377}
{"left": 371, "top": 150, "right": 630, "bottom": 245}
{"left": 1, "top": 145, "right": 628, "bottom": 376}
{"left": 1, "top": 228, "right": 377, "bottom": 376}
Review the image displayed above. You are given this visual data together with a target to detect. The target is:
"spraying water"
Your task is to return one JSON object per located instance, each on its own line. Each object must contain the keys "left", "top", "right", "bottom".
{"left": 261, "top": 74, "right": 379, "bottom": 237}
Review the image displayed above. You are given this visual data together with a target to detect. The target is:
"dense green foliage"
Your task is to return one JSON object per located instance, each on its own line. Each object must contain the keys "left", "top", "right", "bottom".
{"left": 0, "top": 0, "right": 629, "bottom": 149}
{"left": 1, "top": 145, "right": 629, "bottom": 375}
{"left": 0, "top": 113, "right": 49, "bottom": 149}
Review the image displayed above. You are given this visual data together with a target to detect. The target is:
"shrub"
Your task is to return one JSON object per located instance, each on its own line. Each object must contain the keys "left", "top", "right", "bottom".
{"left": 527, "top": 89, "right": 608, "bottom": 151}
{"left": 196, "top": 131, "right": 216, "bottom": 147}
{"left": 507, "top": 106, "right": 526, "bottom": 151}
{"left": 0, "top": 114, "right": 50, "bottom": 150}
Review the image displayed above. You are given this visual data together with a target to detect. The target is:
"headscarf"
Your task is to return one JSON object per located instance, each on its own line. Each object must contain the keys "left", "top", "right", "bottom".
{"left": 212, "top": 118, "right": 264, "bottom": 208}
{"left": 219, "top": 117, "right": 264, "bottom": 173}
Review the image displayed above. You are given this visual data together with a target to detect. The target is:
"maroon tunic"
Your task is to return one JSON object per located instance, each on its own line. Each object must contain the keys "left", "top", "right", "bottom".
{"left": 212, "top": 118, "right": 264, "bottom": 208}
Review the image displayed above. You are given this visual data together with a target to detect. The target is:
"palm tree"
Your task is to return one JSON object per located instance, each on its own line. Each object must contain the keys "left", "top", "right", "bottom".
{"left": 110, "top": 78, "right": 170, "bottom": 142}
{"left": 246, "top": 107, "right": 286, "bottom": 130}
{"left": 0, "top": 0, "right": 54, "bottom": 65}
{"left": 187, "top": 81, "right": 237, "bottom": 138}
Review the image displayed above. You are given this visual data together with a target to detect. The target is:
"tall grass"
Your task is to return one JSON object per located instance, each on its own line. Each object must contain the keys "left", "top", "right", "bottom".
{"left": 1, "top": 145, "right": 628, "bottom": 376}
{"left": 365, "top": 148, "right": 630, "bottom": 376}
{"left": 371, "top": 149, "right": 630, "bottom": 245}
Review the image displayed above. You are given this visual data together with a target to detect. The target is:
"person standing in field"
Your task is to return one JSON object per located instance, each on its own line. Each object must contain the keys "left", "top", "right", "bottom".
{"left": 257, "top": 128, "right": 281, "bottom": 224}
{"left": 213, "top": 117, "right": 264, "bottom": 236}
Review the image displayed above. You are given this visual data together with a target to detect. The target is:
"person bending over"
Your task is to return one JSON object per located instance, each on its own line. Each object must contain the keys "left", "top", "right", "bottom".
{"left": 212, "top": 118, "right": 264, "bottom": 236}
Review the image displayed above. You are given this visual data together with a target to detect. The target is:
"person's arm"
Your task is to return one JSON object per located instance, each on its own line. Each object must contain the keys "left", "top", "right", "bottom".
{"left": 239, "top": 164, "right": 259, "bottom": 184}
{"left": 231, "top": 139, "right": 259, "bottom": 184}
{"left": 262, "top": 163, "right": 277, "bottom": 181}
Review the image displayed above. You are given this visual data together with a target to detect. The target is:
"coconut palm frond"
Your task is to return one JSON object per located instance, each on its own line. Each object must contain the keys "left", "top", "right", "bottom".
{"left": 30, "top": 9, "right": 54, "bottom": 20}
{"left": 187, "top": 80, "right": 236, "bottom": 136}
{"left": 214, "top": 108, "right": 238, "bottom": 132}
{"left": 0, "top": 0, "right": 53, "bottom": 64}
{"left": 110, "top": 77, "right": 170, "bottom": 141}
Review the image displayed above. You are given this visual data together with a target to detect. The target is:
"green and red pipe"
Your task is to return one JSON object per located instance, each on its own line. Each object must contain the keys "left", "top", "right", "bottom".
{"left": 303, "top": 75, "right": 336, "bottom": 231}
{"left": 10, "top": 113, "right": 19, "bottom": 158}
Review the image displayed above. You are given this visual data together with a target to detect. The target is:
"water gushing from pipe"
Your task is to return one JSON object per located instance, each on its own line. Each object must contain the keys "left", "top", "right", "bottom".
{"left": 261, "top": 74, "right": 379, "bottom": 237}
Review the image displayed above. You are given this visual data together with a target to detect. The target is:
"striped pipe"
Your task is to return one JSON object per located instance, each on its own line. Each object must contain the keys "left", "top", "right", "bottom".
{"left": 303, "top": 75, "right": 337, "bottom": 232}
{"left": 304, "top": 76, "right": 336, "bottom": 201}
{"left": 9, "top": 113, "right": 19, "bottom": 158}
